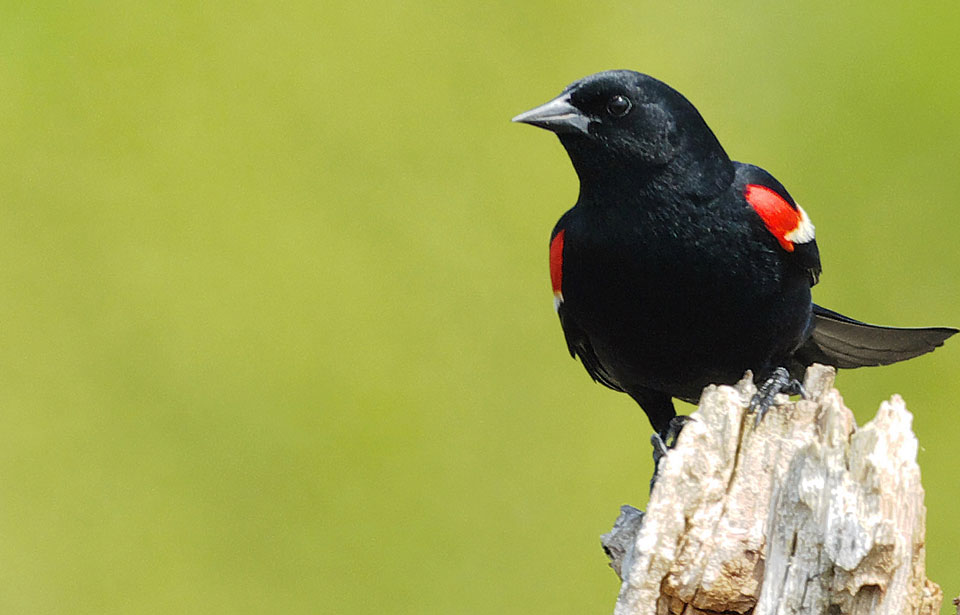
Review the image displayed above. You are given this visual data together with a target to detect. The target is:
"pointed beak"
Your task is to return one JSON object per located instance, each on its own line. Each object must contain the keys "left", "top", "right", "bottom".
{"left": 512, "top": 94, "right": 591, "bottom": 135}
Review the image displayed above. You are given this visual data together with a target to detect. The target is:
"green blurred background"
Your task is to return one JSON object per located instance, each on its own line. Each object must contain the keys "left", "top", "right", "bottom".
{"left": 1, "top": 2, "right": 958, "bottom": 613}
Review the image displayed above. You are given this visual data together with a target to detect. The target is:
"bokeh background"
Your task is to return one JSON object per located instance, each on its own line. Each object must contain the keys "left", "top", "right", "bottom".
{"left": 2, "top": 2, "right": 958, "bottom": 613}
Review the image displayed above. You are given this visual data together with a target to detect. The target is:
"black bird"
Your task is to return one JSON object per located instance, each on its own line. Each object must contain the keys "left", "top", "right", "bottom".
{"left": 513, "top": 70, "right": 956, "bottom": 445}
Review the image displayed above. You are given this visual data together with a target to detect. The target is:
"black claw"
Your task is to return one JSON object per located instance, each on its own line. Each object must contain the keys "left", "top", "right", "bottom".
{"left": 663, "top": 415, "right": 692, "bottom": 446}
{"left": 650, "top": 432, "right": 669, "bottom": 465}
{"left": 785, "top": 379, "right": 808, "bottom": 399}
{"left": 750, "top": 367, "right": 804, "bottom": 425}
{"left": 649, "top": 415, "right": 692, "bottom": 491}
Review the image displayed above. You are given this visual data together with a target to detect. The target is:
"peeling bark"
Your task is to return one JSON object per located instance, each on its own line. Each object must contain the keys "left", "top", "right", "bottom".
{"left": 601, "top": 365, "right": 941, "bottom": 615}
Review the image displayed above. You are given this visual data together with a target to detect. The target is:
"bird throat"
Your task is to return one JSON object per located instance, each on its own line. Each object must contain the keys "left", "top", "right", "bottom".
{"left": 574, "top": 149, "right": 734, "bottom": 207}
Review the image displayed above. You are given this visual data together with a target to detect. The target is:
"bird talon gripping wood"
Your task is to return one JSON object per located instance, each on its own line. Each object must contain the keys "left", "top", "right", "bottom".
{"left": 514, "top": 70, "right": 957, "bottom": 445}
{"left": 749, "top": 368, "right": 804, "bottom": 425}
{"left": 649, "top": 415, "right": 692, "bottom": 491}
{"left": 651, "top": 415, "right": 692, "bottom": 466}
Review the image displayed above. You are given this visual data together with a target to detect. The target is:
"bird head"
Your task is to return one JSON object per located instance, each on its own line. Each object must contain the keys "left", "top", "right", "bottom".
{"left": 513, "top": 70, "right": 731, "bottom": 196}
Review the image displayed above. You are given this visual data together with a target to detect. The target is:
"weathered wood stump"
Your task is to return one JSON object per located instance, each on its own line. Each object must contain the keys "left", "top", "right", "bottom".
{"left": 601, "top": 364, "right": 941, "bottom": 615}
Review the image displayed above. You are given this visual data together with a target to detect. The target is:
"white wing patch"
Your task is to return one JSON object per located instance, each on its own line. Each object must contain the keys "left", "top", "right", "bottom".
{"left": 784, "top": 204, "right": 815, "bottom": 245}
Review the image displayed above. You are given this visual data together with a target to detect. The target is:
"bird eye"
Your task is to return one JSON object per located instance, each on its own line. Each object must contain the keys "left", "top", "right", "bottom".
{"left": 606, "top": 95, "right": 632, "bottom": 118}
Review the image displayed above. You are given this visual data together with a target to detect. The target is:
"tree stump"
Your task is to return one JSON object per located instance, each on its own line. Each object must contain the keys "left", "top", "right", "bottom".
{"left": 601, "top": 364, "right": 941, "bottom": 615}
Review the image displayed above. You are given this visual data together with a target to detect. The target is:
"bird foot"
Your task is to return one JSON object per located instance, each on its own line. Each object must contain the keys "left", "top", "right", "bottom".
{"left": 650, "top": 415, "right": 692, "bottom": 491}
{"left": 749, "top": 367, "right": 806, "bottom": 425}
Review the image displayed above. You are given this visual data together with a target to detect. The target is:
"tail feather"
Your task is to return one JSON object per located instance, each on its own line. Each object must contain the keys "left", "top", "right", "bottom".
{"left": 797, "top": 304, "right": 957, "bottom": 369}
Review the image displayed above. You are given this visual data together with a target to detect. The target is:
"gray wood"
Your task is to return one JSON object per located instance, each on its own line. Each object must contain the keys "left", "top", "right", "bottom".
{"left": 602, "top": 365, "right": 941, "bottom": 615}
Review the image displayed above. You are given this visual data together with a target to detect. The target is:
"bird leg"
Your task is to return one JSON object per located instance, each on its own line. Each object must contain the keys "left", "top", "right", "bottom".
{"left": 749, "top": 367, "right": 806, "bottom": 425}
{"left": 650, "top": 415, "right": 692, "bottom": 491}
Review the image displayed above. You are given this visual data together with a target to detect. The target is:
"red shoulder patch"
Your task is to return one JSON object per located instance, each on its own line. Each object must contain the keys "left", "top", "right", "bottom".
{"left": 745, "top": 184, "right": 805, "bottom": 252}
{"left": 550, "top": 229, "right": 565, "bottom": 307}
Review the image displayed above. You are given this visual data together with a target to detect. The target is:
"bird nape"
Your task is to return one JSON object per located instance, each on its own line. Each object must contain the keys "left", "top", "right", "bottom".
{"left": 513, "top": 70, "right": 957, "bottom": 457}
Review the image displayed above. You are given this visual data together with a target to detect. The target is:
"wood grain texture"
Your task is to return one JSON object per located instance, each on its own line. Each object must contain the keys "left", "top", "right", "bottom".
{"left": 602, "top": 365, "right": 941, "bottom": 615}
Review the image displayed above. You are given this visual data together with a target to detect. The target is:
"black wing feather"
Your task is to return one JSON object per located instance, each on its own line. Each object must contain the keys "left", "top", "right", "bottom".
{"left": 558, "top": 307, "right": 624, "bottom": 392}
{"left": 796, "top": 304, "right": 957, "bottom": 368}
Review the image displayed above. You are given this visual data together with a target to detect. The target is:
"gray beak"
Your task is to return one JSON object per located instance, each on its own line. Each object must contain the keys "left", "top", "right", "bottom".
{"left": 512, "top": 94, "right": 591, "bottom": 135}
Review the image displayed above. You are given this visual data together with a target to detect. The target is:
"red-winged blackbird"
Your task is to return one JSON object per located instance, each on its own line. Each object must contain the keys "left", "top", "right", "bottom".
{"left": 514, "top": 70, "right": 956, "bottom": 441}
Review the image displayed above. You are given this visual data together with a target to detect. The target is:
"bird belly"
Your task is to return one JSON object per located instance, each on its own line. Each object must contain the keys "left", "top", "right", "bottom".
{"left": 562, "top": 245, "right": 811, "bottom": 400}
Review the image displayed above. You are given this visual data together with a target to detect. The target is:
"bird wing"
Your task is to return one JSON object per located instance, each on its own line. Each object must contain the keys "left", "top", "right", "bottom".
{"left": 794, "top": 304, "right": 958, "bottom": 368}
{"left": 737, "top": 163, "right": 822, "bottom": 286}
{"left": 550, "top": 216, "right": 623, "bottom": 392}
{"left": 558, "top": 306, "right": 625, "bottom": 392}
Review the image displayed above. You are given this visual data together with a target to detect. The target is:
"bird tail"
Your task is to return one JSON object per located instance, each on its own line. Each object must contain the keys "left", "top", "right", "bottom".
{"left": 795, "top": 304, "right": 957, "bottom": 369}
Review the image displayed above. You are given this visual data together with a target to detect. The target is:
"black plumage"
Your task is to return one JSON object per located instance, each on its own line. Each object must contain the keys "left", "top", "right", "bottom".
{"left": 514, "top": 70, "right": 956, "bottom": 436}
